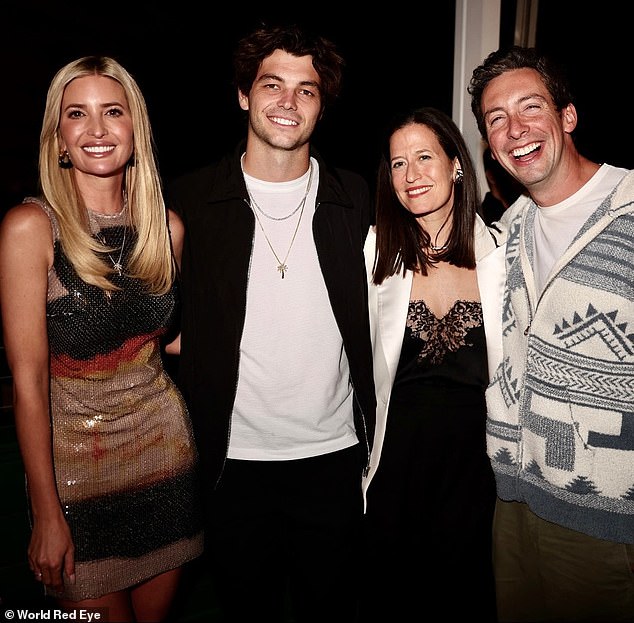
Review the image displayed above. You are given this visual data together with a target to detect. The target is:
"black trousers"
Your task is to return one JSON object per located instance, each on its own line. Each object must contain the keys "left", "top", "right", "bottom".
{"left": 206, "top": 444, "right": 364, "bottom": 623}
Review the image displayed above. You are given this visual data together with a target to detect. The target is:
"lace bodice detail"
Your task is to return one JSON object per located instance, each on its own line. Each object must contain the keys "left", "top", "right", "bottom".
{"left": 393, "top": 298, "right": 488, "bottom": 391}
{"left": 407, "top": 299, "right": 483, "bottom": 365}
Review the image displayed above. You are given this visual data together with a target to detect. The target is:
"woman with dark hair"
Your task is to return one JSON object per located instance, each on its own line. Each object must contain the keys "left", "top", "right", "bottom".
{"left": 361, "top": 107, "right": 503, "bottom": 622}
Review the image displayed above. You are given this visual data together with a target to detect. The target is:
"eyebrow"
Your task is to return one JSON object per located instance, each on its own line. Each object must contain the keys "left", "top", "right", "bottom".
{"left": 483, "top": 93, "right": 549, "bottom": 120}
{"left": 63, "top": 100, "right": 125, "bottom": 110}
{"left": 256, "top": 73, "right": 321, "bottom": 91}
{"left": 390, "top": 149, "right": 431, "bottom": 162}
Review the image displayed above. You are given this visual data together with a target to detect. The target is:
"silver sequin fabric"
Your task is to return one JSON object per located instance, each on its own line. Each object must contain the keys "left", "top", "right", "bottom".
{"left": 28, "top": 197, "right": 203, "bottom": 601}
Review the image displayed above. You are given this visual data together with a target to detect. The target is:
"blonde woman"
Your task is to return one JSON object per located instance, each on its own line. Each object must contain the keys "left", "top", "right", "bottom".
{"left": 0, "top": 56, "right": 202, "bottom": 621}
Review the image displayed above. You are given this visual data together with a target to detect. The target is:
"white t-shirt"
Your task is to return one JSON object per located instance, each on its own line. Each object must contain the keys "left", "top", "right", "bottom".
{"left": 229, "top": 157, "right": 357, "bottom": 460}
{"left": 533, "top": 164, "right": 628, "bottom": 293}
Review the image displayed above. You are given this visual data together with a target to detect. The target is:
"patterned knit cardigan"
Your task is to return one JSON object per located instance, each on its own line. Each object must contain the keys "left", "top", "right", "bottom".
{"left": 485, "top": 169, "right": 634, "bottom": 544}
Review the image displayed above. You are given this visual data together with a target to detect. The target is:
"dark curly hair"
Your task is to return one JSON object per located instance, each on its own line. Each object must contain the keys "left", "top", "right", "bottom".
{"left": 233, "top": 23, "right": 344, "bottom": 111}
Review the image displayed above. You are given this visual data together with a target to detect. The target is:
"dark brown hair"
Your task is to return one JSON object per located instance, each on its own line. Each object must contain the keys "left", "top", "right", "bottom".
{"left": 372, "top": 107, "right": 480, "bottom": 285}
{"left": 233, "top": 23, "right": 344, "bottom": 111}
{"left": 468, "top": 45, "right": 574, "bottom": 139}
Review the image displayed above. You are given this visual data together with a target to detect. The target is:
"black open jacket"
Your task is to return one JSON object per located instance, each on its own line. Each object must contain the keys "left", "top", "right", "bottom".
{"left": 167, "top": 143, "right": 376, "bottom": 500}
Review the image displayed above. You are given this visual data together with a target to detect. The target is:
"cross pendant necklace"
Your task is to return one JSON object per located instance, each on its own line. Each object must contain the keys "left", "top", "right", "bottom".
{"left": 252, "top": 197, "right": 306, "bottom": 279}
{"left": 243, "top": 158, "right": 314, "bottom": 279}
{"left": 88, "top": 195, "right": 128, "bottom": 276}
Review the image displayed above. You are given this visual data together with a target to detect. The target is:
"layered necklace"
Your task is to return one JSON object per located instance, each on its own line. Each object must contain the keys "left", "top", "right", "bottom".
{"left": 88, "top": 194, "right": 128, "bottom": 276}
{"left": 241, "top": 157, "right": 314, "bottom": 279}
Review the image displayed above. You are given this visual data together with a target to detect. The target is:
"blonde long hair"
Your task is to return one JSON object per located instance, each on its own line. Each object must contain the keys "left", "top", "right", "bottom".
{"left": 39, "top": 55, "right": 174, "bottom": 294}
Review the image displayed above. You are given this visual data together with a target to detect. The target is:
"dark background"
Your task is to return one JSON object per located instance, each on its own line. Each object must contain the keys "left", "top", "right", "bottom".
{"left": 2, "top": 2, "right": 459, "bottom": 209}
{"left": 0, "top": 2, "right": 630, "bottom": 209}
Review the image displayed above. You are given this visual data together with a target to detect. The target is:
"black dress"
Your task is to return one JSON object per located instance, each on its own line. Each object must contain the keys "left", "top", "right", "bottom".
{"left": 362, "top": 299, "right": 497, "bottom": 621}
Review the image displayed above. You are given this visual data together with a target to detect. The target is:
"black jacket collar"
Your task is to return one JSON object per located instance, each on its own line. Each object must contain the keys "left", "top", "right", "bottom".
{"left": 203, "top": 140, "right": 356, "bottom": 209}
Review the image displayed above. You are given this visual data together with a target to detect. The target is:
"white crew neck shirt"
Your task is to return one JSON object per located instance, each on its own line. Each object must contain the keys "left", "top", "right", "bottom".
{"left": 533, "top": 163, "right": 628, "bottom": 293}
{"left": 229, "top": 157, "right": 357, "bottom": 460}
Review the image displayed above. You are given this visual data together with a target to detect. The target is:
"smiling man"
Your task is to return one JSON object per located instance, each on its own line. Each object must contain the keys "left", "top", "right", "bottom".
{"left": 167, "top": 23, "right": 375, "bottom": 623}
{"left": 469, "top": 46, "right": 634, "bottom": 622}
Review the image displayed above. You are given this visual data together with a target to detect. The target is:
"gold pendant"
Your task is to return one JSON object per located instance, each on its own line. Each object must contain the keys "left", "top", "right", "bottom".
{"left": 277, "top": 263, "right": 288, "bottom": 278}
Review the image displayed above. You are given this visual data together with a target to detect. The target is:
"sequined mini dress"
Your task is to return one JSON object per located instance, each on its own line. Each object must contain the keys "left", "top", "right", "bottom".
{"left": 32, "top": 198, "right": 203, "bottom": 601}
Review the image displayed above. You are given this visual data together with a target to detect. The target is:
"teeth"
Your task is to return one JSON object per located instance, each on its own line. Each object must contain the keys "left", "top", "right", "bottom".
{"left": 270, "top": 117, "right": 298, "bottom": 126}
{"left": 407, "top": 186, "right": 431, "bottom": 196}
{"left": 512, "top": 142, "right": 540, "bottom": 157}
{"left": 83, "top": 145, "right": 115, "bottom": 154}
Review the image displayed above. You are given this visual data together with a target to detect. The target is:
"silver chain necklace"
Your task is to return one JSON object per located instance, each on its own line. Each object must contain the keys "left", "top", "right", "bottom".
{"left": 89, "top": 196, "right": 127, "bottom": 276}
{"left": 242, "top": 159, "right": 314, "bottom": 279}
{"left": 252, "top": 196, "right": 306, "bottom": 279}
{"left": 241, "top": 154, "right": 313, "bottom": 221}
{"left": 102, "top": 227, "right": 126, "bottom": 276}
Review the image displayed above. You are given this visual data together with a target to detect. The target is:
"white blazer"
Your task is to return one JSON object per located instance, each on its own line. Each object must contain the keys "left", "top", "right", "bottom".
{"left": 362, "top": 215, "right": 506, "bottom": 508}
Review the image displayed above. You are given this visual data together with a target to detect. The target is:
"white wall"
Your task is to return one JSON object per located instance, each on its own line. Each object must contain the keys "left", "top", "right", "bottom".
{"left": 452, "top": 0, "right": 502, "bottom": 198}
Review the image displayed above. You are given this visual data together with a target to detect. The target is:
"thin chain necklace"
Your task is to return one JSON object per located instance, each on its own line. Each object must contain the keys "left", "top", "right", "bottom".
{"left": 241, "top": 154, "right": 312, "bottom": 221}
{"left": 242, "top": 159, "right": 314, "bottom": 279}
{"left": 104, "top": 227, "right": 126, "bottom": 276}
{"left": 89, "top": 195, "right": 127, "bottom": 276}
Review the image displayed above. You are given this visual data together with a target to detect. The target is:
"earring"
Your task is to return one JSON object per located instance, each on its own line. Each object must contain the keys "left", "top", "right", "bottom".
{"left": 454, "top": 169, "right": 463, "bottom": 184}
{"left": 58, "top": 150, "right": 73, "bottom": 169}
